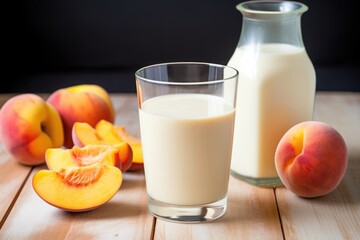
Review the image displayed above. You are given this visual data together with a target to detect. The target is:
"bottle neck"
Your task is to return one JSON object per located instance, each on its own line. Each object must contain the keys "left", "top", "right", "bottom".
{"left": 236, "top": 1, "right": 308, "bottom": 48}
{"left": 238, "top": 15, "right": 305, "bottom": 47}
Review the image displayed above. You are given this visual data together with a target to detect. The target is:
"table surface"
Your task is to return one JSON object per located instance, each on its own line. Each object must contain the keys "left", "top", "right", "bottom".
{"left": 0, "top": 92, "right": 359, "bottom": 240}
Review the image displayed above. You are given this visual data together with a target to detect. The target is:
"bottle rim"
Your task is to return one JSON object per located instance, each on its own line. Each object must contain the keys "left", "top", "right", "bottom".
{"left": 237, "top": 1, "right": 308, "bottom": 18}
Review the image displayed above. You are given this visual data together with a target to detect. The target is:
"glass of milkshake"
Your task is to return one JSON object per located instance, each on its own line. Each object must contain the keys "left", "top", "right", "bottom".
{"left": 135, "top": 62, "right": 238, "bottom": 223}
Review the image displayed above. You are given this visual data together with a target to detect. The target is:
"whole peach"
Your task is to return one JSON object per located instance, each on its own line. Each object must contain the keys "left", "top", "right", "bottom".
{"left": 47, "top": 84, "right": 114, "bottom": 148}
{"left": 275, "top": 121, "right": 348, "bottom": 198}
{"left": 0, "top": 94, "right": 64, "bottom": 165}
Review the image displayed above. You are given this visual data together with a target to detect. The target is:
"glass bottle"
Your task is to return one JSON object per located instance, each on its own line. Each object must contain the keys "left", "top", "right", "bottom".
{"left": 228, "top": 1, "right": 316, "bottom": 187}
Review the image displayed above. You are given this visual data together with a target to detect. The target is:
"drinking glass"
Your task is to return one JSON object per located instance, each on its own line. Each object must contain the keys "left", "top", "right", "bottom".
{"left": 135, "top": 62, "right": 238, "bottom": 223}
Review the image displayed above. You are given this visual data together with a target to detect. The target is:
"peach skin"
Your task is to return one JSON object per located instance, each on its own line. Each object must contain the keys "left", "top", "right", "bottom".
{"left": 0, "top": 94, "right": 64, "bottom": 165}
{"left": 275, "top": 121, "right": 348, "bottom": 198}
{"left": 114, "top": 125, "right": 144, "bottom": 171}
{"left": 47, "top": 84, "right": 114, "bottom": 148}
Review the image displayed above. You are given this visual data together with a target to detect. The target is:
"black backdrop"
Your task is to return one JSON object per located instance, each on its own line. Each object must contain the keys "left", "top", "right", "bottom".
{"left": 4, "top": 0, "right": 360, "bottom": 93}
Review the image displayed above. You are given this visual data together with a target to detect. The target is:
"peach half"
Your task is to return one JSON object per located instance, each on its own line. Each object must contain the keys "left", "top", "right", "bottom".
{"left": 46, "top": 143, "right": 133, "bottom": 173}
{"left": 275, "top": 121, "right": 348, "bottom": 198}
{"left": 72, "top": 120, "right": 143, "bottom": 171}
{"left": 32, "top": 162, "right": 122, "bottom": 212}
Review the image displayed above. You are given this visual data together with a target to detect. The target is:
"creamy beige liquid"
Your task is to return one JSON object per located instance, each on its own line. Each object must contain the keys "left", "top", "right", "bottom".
{"left": 139, "top": 94, "right": 235, "bottom": 205}
{"left": 228, "top": 44, "right": 315, "bottom": 178}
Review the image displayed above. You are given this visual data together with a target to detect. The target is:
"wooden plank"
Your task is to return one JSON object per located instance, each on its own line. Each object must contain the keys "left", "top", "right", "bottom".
{"left": 0, "top": 166, "right": 154, "bottom": 239}
{"left": 2, "top": 92, "right": 359, "bottom": 239}
{"left": 154, "top": 176, "right": 283, "bottom": 240}
{"left": 0, "top": 154, "right": 32, "bottom": 226}
{"left": 0, "top": 94, "right": 33, "bottom": 226}
{"left": 0, "top": 95, "right": 154, "bottom": 239}
{"left": 276, "top": 92, "right": 360, "bottom": 239}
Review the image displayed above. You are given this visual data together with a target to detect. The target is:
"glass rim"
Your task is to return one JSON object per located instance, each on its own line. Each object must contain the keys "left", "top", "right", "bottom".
{"left": 135, "top": 62, "right": 238, "bottom": 86}
{"left": 236, "top": 0, "right": 308, "bottom": 16}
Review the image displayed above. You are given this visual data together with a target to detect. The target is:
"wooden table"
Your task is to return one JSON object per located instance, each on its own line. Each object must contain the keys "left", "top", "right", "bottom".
{"left": 0, "top": 92, "right": 359, "bottom": 239}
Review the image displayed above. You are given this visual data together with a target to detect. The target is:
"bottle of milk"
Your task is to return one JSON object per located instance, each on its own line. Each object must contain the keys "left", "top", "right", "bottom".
{"left": 228, "top": 1, "right": 316, "bottom": 187}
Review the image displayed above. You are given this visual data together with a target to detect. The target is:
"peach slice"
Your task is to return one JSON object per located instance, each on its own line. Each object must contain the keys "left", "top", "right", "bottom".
{"left": 72, "top": 123, "right": 133, "bottom": 172}
{"left": 95, "top": 119, "right": 124, "bottom": 144}
{"left": 96, "top": 120, "right": 144, "bottom": 171}
{"left": 32, "top": 162, "right": 122, "bottom": 212}
{"left": 114, "top": 126, "right": 143, "bottom": 171}
{"left": 72, "top": 122, "right": 105, "bottom": 147}
{"left": 72, "top": 120, "right": 143, "bottom": 171}
{"left": 46, "top": 143, "right": 133, "bottom": 172}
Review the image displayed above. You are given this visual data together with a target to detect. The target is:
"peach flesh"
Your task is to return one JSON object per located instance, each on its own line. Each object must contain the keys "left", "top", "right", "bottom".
{"left": 72, "top": 120, "right": 141, "bottom": 171}
{"left": 32, "top": 163, "right": 122, "bottom": 212}
{"left": 45, "top": 143, "right": 133, "bottom": 172}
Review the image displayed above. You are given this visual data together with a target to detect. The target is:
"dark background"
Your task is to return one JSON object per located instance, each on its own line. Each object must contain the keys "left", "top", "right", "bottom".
{"left": 4, "top": 0, "right": 360, "bottom": 93}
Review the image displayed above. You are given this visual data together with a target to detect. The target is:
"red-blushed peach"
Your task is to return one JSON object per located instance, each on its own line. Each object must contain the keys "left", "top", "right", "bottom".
{"left": 0, "top": 94, "right": 64, "bottom": 166}
{"left": 275, "top": 121, "right": 348, "bottom": 198}
{"left": 67, "top": 84, "right": 115, "bottom": 120}
{"left": 47, "top": 84, "right": 114, "bottom": 149}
